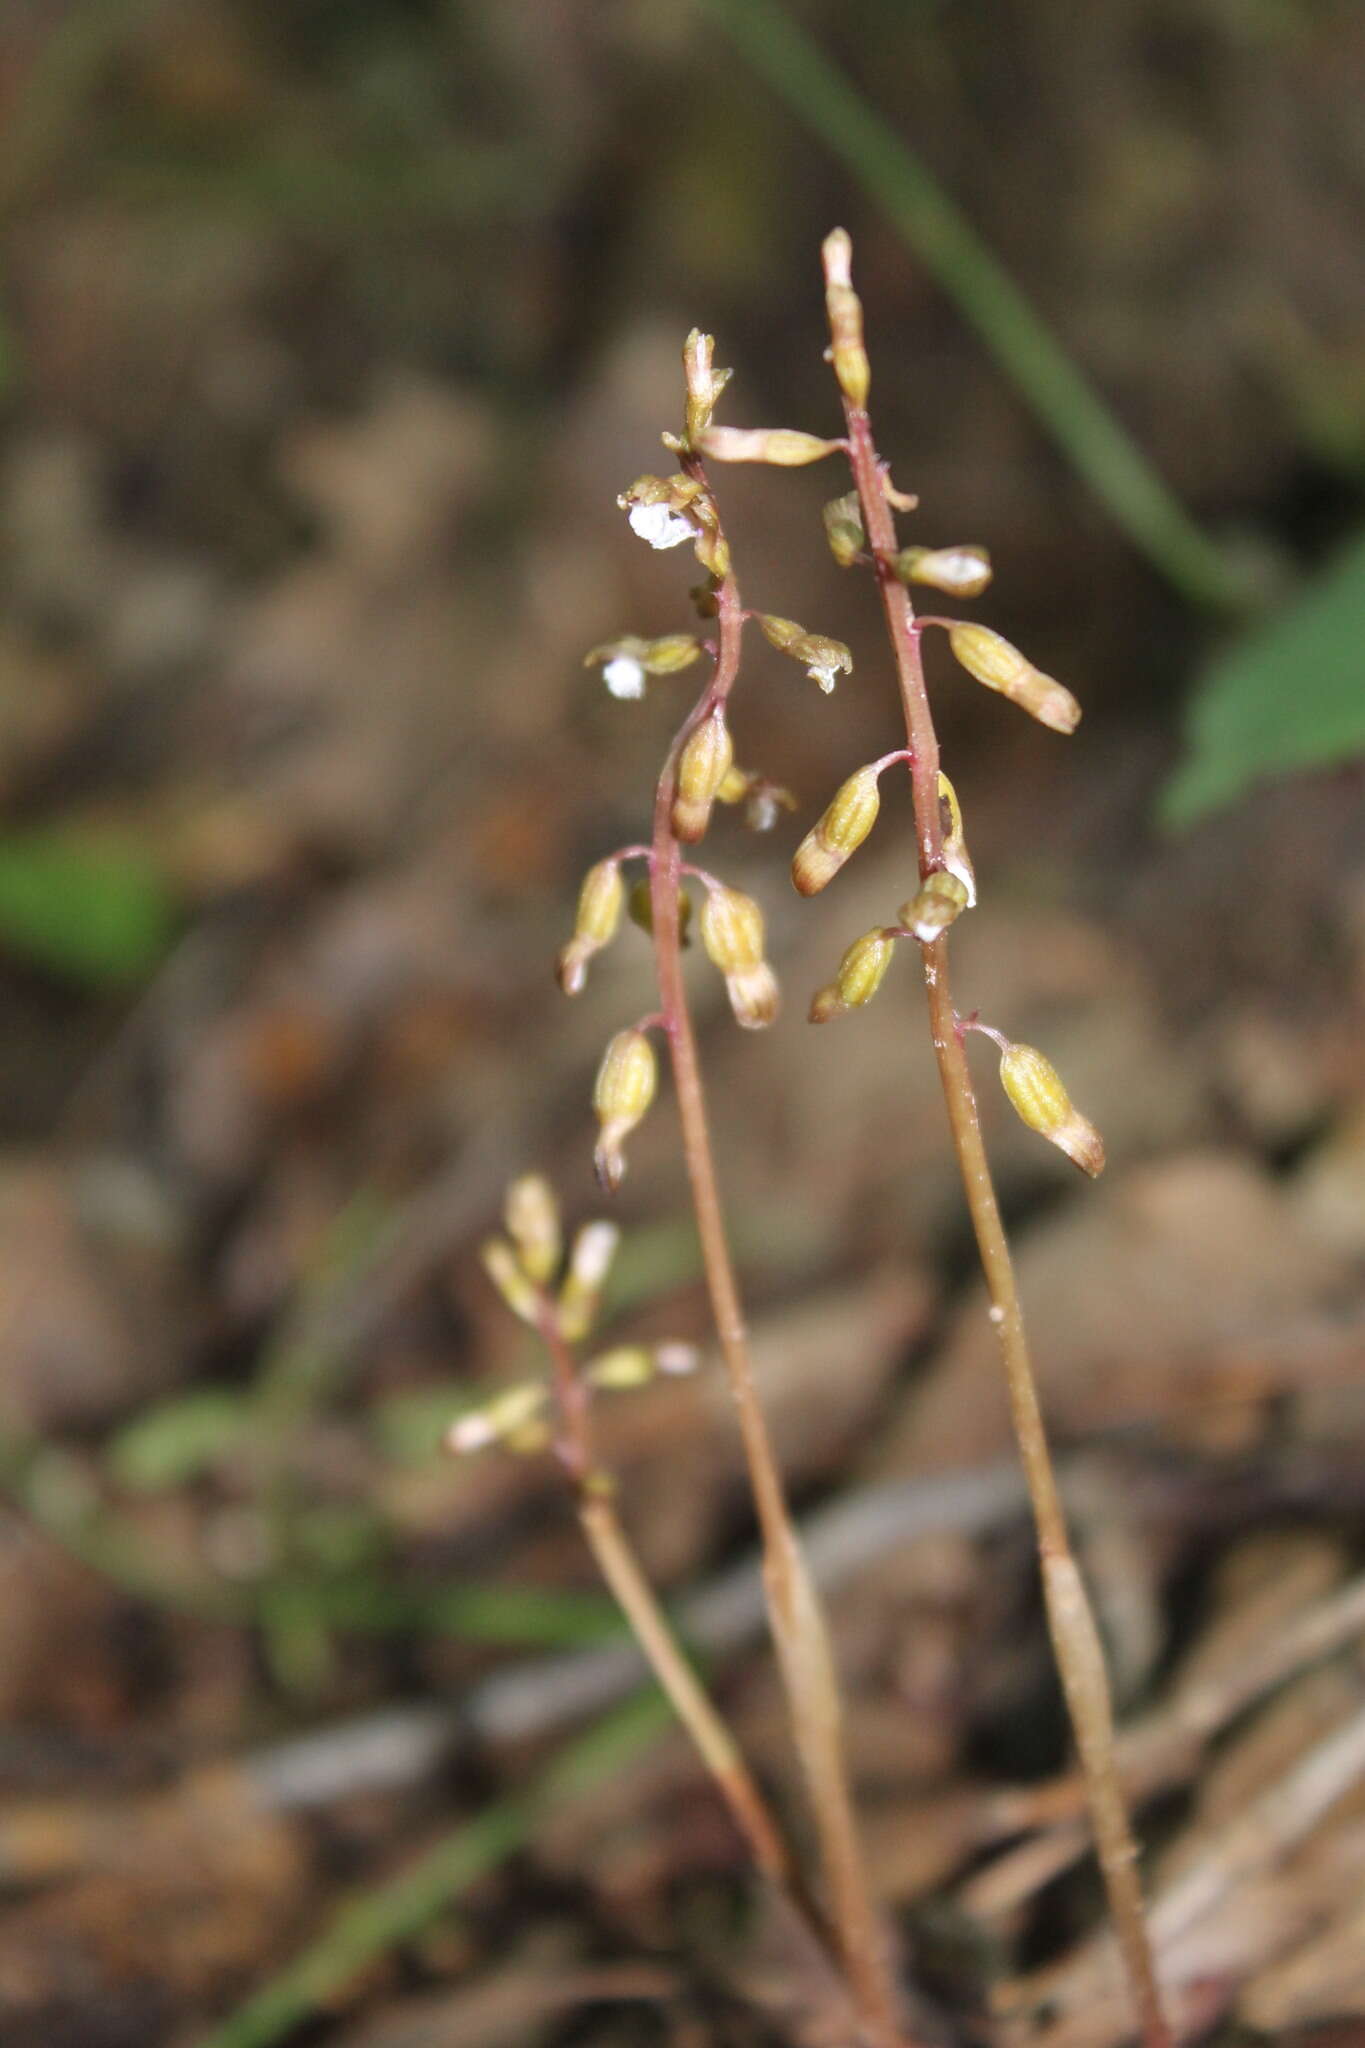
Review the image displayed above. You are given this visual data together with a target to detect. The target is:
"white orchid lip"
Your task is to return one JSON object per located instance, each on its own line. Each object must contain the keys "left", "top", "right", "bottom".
{"left": 602, "top": 654, "right": 647, "bottom": 699}
{"left": 806, "top": 654, "right": 844, "bottom": 693}
{"left": 627, "top": 500, "right": 695, "bottom": 550}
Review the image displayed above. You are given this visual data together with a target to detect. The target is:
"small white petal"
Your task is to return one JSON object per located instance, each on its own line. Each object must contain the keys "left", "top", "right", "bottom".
{"left": 448, "top": 1412, "right": 497, "bottom": 1454}
{"left": 655, "top": 1342, "right": 701, "bottom": 1376}
{"left": 807, "top": 661, "right": 838, "bottom": 694}
{"left": 627, "top": 501, "right": 694, "bottom": 549}
{"left": 602, "top": 655, "right": 646, "bottom": 700}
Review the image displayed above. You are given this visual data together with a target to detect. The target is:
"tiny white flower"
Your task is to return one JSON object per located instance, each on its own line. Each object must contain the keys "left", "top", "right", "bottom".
{"left": 448, "top": 1411, "right": 497, "bottom": 1455}
{"left": 655, "top": 1341, "right": 701, "bottom": 1376}
{"left": 627, "top": 500, "right": 695, "bottom": 550}
{"left": 602, "top": 654, "right": 647, "bottom": 700}
{"left": 805, "top": 648, "right": 851, "bottom": 694}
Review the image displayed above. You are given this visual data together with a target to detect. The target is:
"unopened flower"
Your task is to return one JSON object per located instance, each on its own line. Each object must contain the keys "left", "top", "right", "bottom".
{"left": 699, "top": 882, "right": 778, "bottom": 1029}
{"left": 592, "top": 1029, "right": 658, "bottom": 1192}
{"left": 558, "top": 1218, "right": 620, "bottom": 1340}
{"left": 947, "top": 623, "right": 1080, "bottom": 734}
{"left": 997, "top": 1042, "right": 1106, "bottom": 1178}
{"left": 792, "top": 762, "right": 882, "bottom": 895}
{"left": 448, "top": 1379, "right": 547, "bottom": 1456}
{"left": 822, "top": 492, "right": 864, "bottom": 567}
{"left": 809, "top": 927, "right": 896, "bottom": 1023}
{"left": 504, "top": 1174, "right": 561, "bottom": 1286}
{"left": 896, "top": 544, "right": 993, "bottom": 598}
{"left": 556, "top": 858, "right": 625, "bottom": 995}
{"left": 672, "top": 707, "right": 733, "bottom": 843}
{"left": 697, "top": 425, "right": 840, "bottom": 466}
{"left": 683, "top": 329, "right": 733, "bottom": 445}
{"left": 480, "top": 1237, "right": 541, "bottom": 1326}
{"left": 822, "top": 228, "right": 870, "bottom": 407}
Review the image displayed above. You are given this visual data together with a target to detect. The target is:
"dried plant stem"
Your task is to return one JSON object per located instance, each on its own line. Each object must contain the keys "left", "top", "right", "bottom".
{"left": 534, "top": 1304, "right": 791, "bottom": 1890}
{"left": 836, "top": 361, "right": 1170, "bottom": 2048}
{"left": 649, "top": 570, "right": 905, "bottom": 2046}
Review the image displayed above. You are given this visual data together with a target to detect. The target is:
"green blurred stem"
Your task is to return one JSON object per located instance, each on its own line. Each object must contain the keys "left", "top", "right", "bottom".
{"left": 194, "top": 1690, "right": 671, "bottom": 2048}
{"left": 699, "top": 0, "right": 1248, "bottom": 613}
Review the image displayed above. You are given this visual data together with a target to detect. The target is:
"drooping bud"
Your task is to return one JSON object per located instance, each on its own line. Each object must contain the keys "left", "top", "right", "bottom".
{"left": 936, "top": 772, "right": 977, "bottom": 907}
{"left": 998, "top": 1043, "right": 1106, "bottom": 1178}
{"left": 504, "top": 1175, "right": 561, "bottom": 1285}
{"left": 683, "top": 329, "right": 733, "bottom": 446}
{"left": 822, "top": 228, "right": 870, "bottom": 407}
{"left": 672, "top": 707, "right": 733, "bottom": 843}
{"left": 558, "top": 1219, "right": 620, "bottom": 1341}
{"left": 810, "top": 927, "right": 896, "bottom": 1023}
{"left": 699, "top": 883, "right": 779, "bottom": 1030}
{"left": 947, "top": 623, "right": 1081, "bottom": 734}
{"left": 697, "top": 426, "right": 841, "bottom": 467}
{"left": 447, "top": 1379, "right": 548, "bottom": 1456}
{"left": 758, "top": 614, "right": 853, "bottom": 694}
{"left": 899, "top": 869, "right": 970, "bottom": 943}
{"left": 822, "top": 492, "right": 865, "bottom": 568}
{"left": 592, "top": 1029, "right": 658, "bottom": 1192}
{"left": 556, "top": 858, "right": 625, "bottom": 995}
{"left": 895, "top": 545, "right": 993, "bottom": 598}
{"left": 480, "top": 1237, "right": 542, "bottom": 1326}
{"left": 792, "top": 763, "right": 882, "bottom": 896}
{"left": 626, "top": 875, "right": 691, "bottom": 945}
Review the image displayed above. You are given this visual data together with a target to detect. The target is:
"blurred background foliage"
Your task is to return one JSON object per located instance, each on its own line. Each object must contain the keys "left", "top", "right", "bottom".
{"left": 1, "top": 3, "right": 1365, "bottom": 2043}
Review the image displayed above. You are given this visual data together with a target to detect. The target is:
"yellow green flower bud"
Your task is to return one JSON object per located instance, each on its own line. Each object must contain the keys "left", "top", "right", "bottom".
{"left": 447, "top": 1379, "right": 548, "bottom": 1456}
{"left": 586, "top": 1344, "right": 655, "bottom": 1391}
{"left": 556, "top": 858, "right": 625, "bottom": 995}
{"left": 822, "top": 492, "right": 865, "bottom": 568}
{"left": 947, "top": 623, "right": 1081, "bottom": 734}
{"left": 998, "top": 1043, "right": 1106, "bottom": 1178}
{"left": 480, "top": 1237, "right": 542, "bottom": 1326}
{"left": 672, "top": 708, "right": 733, "bottom": 843}
{"left": 697, "top": 426, "right": 840, "bottom": 466}
{"left": 558, "top": 1219, "right": 620, "bottom": 1341}
{"left": 592, "top": 1029, "right": 658, "bottom": 1192}
{"left": 822, "top": 228, "right": 870, "bottom": 407}
{"left": 757, "top": 613, "right": 805, "bottom": 652}
{"left": 699, "top": 885, "right": 778, "bottom": 1028}
{"left": 683, "top": 329, "right": 732, "bottom": 445}
{"left": 792, "top": 763, "right": 881, "bottom": 896}
{"left": 895, "top": 545, "right": 993, "bottom": 598}
{"left": 936, "top": 772, "right": 977, "bottom": 906}
{"left": 809, "top": 928, "right": 896, "bottom": 1023}
{"left": 899, "top": 869, "right": 971, "bottom": 943}
{"left": 504, "top": 1174, "right": 561, "bottom": 1286}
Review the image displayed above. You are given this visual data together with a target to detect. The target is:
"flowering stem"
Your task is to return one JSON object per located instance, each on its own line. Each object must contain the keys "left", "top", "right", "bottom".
{"left": 833, "top": 259, "right": 1170, "bottom": 2048}
{"left": 532, "top": 1297, "right": 792, "bottom": 1890}
{"left": 649, "top": 565, "right": 905, "bottom": 2045}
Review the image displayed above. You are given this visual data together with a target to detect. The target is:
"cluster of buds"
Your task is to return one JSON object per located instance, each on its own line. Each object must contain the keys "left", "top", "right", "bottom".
{"left": 699, "top": 881, "right": 779, "bottom": 1030}
{"left": 450, "top": 1175, "right": 703, "bottom": 1461}
{"left": 592, "top": 1028, "right": 658, "bottom": 1192}
{"left": 996, "top": 1041, "right": 1106, "bottom": 1178}
{"left": 585, "top": 632, "right": 702, "bottom": 702}
{"left": 809, "top": 927, "right": 896, "bottom": 1023}
{"left": 757, "top": 613, "right": 853, "bottom": 695}
{"left": 946, "top": 623, "right": 1081, "bottom": 735}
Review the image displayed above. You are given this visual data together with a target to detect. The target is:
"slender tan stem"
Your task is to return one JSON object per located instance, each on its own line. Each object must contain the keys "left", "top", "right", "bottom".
{"left": 534, "top": 1302, "right": 793, "bottom": 1891}
{"left": 834, "top": 267, "right": 1170, "bottom": 2048}
{"left": 649, "top": 567, "right": 905, "bottom": 2045}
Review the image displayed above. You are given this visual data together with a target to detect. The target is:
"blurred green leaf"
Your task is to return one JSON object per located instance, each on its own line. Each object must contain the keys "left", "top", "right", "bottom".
{"left": 0, "top": 831, "right": 178, "bottom": 985}
{"left": 1161, "top": 530, "right": 1365, "bottom": 828}
{"left": 109, "top": 1391, "right": 255, "bottom": 1493}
